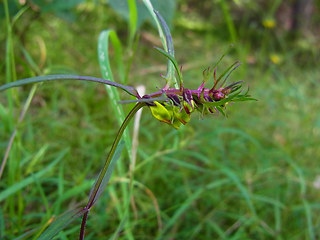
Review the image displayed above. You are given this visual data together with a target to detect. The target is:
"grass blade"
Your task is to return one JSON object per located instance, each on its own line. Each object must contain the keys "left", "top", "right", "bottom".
{"left": 154, "top": 47, "right": 183, "bottom": 86}
{"left": 53, "top": 179, "right": 94, "bottom": 215}
{"left": 98, "top": 30, "right": 133, "bottom": 157}
{"left": 98, "top": 31, "right": 134, "bottom": 240}
{"left": 0, "top": 209, "right": 4, "bottom": 239}
{"left": 37, "top": 207, "right": 87, "bottom": 240}
{"left": 155, "top": 189, "right": 203, "bottom": 240}
{"left": 128, "top": 0, "right": 137, "bottom": 46}
{"left": 219, "top": 166, "right": 257, "bottom": 217}
{"left": 303, "top": 199, "right": 315, "bottom": 240}
{"left": 0, "top": 75, "right": 138, "bottom": 97}
{"left": 153, "top": 10, "right": 177, "bottom": 87}
{"left": 0, "top": 149, "right": 68, "bottom": 202}
{"left": 154, "top": 10, "right": 174, "bottom": 57}
{"left": 88, "top": 141, "right": 125, "bottom": 206}
{"left": 142, "top": 0, "right": 177, "bottom": 87}
{"left": 284, "top": 154, "right": 315, "bottom": 240}
{"left": 156, "top": 179, "right": 230, "bottom": 239}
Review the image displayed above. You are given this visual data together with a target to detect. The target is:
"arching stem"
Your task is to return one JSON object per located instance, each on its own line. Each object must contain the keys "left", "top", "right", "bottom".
{"left": 79, "top": 102, "right": 146, "bottom": 240}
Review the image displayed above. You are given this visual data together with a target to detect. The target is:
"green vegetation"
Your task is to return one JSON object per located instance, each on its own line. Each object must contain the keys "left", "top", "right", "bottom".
{"left": 1, "top": 0, "right": 320, "bottom": 239}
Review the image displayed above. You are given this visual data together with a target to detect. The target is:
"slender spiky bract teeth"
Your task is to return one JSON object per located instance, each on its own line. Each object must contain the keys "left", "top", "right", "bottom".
{"left": 220, "top": 81, "right": 244, "bottom": 95}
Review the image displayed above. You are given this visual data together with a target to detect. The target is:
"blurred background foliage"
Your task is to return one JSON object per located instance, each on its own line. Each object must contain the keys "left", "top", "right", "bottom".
{"left": 1, "top": 0, "right": 320, "bottom": 239}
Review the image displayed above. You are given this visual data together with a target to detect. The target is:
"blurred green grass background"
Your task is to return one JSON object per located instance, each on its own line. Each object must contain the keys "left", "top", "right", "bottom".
{"left": 1, "top": 0, "right": 320, "bottom": 239}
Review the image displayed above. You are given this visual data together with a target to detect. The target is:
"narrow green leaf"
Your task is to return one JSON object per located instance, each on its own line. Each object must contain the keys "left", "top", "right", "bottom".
{"left": 97, "top": 34, "right": 134, "bottom": 240}
{"left": 153, "top": 10, "right": 177, "bottom": 87}
{"left": 154, "top": 10, "right": 174, "bottom": 57}
{"left": 19, "top": 43, "right": 40, "bottom": 74}
{"left": 219, "top": 62, "right": 241, "bottom": 88}
{"left": 219, "top": 0, "right": 237, "bottom": 43}
{"left": 203, "top": 90, "right": 255, "bottom": 109}
{"left": 13, "top": 228, "right": 39, "bottom": 240}
{"left": 274, "top": 193, "right": 282, "bottom": 234}
{"left": 109, "top": 215, "right": 128, "bottom": 240}
{"left": 163, "top": 156, "right": 210, "bottom": 173}
{"left": 303, "top": 199, "right": 315, "bottom": 240}
{"left": 219, "top": 166, "right": 257, "bottom": 217}
{"left": 156, "top": 179, "right": 229, "bottom": 240}
{"left": 12, "top": 5, "right": 30, "bottom": 26}
{"left": 284, "top": 154, "right": 314, "bottom": 239}
{"left": 215, "top": 106, "right": 226, "bottom": 116}
{"left": 202, "top": 54, "right": 225, "bottom": 84}
{"left": 37, "top": 207, "right": 87, "bottom": 240}
{"left": 213, "top": 61, "right": 240, "bottom": 89}
{"left": 26, "top": 145, "right": 49, "bottom": 174}
{"left": 108, "top": 0, "right": 175, "bottom": 30}
{"left": 251, "top": 194, "right": 286, "bottom": 209}
{"left": 32, "top": 173, "right": 51, "bottom": 216}
{"left": 88, "top": 141, "right": 125, "bottom": 206}
{"left": 54, "top": 180, "right": 94, "bottom": 214}
{"left": 155, "top": 189, "right": 203, "bottom": 240}
{"left": 0, "top": 209, "right": 4, "bottom": 239}
{"left": 142, "top": 0, "right": 166, "bottom": 51}
{"left": 98, "top": 30, "right": 132, "bottom": 158}
{"left": 154, "top": 47, "right": 183, "bottom": 87}
{"left": 284, "top": 155, "right": 306, "bottom": 196}
{"left": 142, "top": 0, "right": 177, "bottom": 87}
{"left": 0, "top": 149, "right": 68, "bottom": 202}
{"left": 0, "top": 75, "right": 138, "bottom": 97}
{"left": 128, "top": 0, "right": 137, "bottom": 45}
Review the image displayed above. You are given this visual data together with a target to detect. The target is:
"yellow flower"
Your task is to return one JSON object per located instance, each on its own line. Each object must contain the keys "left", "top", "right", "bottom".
{"left": 269, "top": 54, "right": 282, "bottom": 64}
{"left": 262, "top": 18, "right": 276, "bottom": 29}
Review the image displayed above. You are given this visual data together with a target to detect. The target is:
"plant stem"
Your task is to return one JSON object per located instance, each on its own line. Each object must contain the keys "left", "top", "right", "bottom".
{"left": 79, "top": 102, "right": 146, "bottom": 240}
{"left": 79, "top": 210, "right": 89, "bottom": 240}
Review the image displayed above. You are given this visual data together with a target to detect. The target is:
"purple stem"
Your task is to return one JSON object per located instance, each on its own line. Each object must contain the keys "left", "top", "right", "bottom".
{"left": 79, "top": 209, "right": 89, "bottom": 240}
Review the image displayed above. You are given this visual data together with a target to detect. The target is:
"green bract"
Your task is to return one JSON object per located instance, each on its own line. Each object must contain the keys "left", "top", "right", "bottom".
{"left": 149, "top": 100, "right": 195, "bottom": 129}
